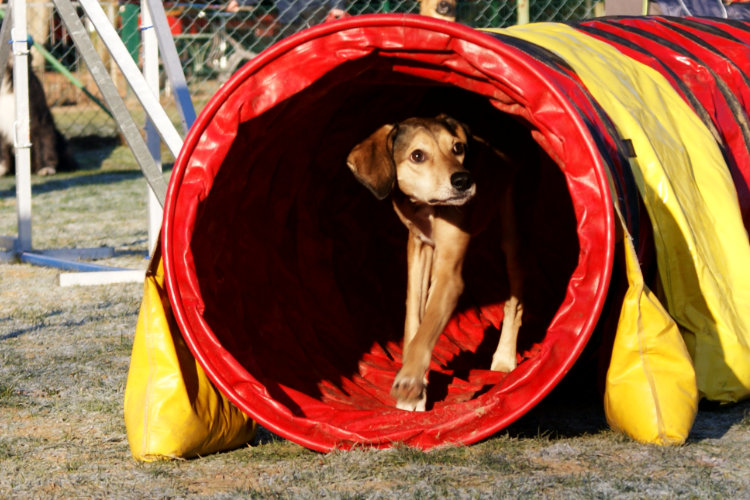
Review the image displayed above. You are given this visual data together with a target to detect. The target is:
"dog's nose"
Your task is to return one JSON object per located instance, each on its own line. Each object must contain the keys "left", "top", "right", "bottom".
{"left": 451, "top": 172, "right": 473, "bottom": 191}
{"left": 436, "top": 0, "right": 456, "bottom": 16}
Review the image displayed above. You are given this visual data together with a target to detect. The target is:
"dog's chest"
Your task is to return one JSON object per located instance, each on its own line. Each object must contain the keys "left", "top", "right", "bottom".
{"left": 393, "top": 199, "right": 435, "bottom": 245}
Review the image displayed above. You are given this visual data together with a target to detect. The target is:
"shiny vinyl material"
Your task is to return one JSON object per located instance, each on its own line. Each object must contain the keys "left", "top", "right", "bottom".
{"left": 124, "top": 249, "right": 256, "bottom": 460}
{"left": 157, "top": 15, "right": 750, "bottom": 451}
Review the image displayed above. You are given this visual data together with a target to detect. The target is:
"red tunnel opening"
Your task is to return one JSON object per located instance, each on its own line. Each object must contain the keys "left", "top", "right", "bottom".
{"left": 163, "top": 15, "right": 615, "bottom": 451}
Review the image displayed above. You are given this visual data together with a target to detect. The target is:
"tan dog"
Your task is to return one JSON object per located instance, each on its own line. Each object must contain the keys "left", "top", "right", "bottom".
{"left": 419, "top": 0, "right": 457, "bottom": 21}
{"left": 347, "top": 115, "right": 523, "bottom": 411}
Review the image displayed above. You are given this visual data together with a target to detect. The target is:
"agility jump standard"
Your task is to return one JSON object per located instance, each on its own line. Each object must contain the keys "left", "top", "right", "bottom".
{"left": 0, "top": 0, "right": 195, "bottom": 285}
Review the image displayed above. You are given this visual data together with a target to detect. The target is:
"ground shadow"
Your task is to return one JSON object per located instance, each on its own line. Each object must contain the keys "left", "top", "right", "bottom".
{"left": 689, "top": 399, "right": 750, "bottom": 441}
{"left": 503, "top": 359, "right": 609, "bottom": 439}
{"left": 67, "top": 136, "right": 120, "bottom": 171}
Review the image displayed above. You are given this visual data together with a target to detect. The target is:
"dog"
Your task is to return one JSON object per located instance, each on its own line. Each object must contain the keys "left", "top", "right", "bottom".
{"left": 347, "top": 114, "right": 523, "bottom": 411}
{"left": 419, "top": 0, "right": 457, "bottom": 21}
{"left": 0, "top": 57, "right": 77, "bottom": 177}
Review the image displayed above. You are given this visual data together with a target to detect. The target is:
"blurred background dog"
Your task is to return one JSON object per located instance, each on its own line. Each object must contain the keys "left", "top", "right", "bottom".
{"left": 0, "top": 55, "right": 77, "bottom": 176}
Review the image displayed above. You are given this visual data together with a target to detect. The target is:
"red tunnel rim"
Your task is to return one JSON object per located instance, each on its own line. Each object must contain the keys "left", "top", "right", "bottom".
{"left": 162, "top": 14, "right": 616, "bottom": 451}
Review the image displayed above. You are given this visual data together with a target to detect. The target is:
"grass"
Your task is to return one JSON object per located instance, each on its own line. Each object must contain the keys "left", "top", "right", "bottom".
{"left": 1, "top": 139, "right": 750, "bottom": 498}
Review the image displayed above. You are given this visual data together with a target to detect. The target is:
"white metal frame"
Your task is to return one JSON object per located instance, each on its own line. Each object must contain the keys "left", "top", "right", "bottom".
{"left": 0, "top": 0, "right": 197, "bottom": 286}
{"left": 9, "top": 0, "right": 32, "bottom": 253}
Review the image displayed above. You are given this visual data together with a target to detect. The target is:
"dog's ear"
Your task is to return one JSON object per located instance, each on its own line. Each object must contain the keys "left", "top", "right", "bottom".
{"left": 346, "top": 124, "right": 397, "bottom": 200}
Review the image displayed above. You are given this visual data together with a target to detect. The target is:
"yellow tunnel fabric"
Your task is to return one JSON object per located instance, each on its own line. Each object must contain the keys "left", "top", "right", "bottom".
{"left": 497, "top": 22, "right": 750, "bottom": 438}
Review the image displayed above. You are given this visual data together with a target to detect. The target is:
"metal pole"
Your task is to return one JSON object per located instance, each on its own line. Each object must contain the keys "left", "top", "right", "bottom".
{"left": 517, "top": 0, "right": 529, "bottom": 25}
{"left": 145, "top": 0, "right": 196, "bottom": 133}
{"left": 142, "top": 0, "right": 162, "bottom": 253}
{"left": 12, "top": 0, "right": 32, "bottom": 252}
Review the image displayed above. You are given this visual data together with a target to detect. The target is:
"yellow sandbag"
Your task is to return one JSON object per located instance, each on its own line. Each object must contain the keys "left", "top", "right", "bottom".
{"left": 124, "top": 251, "right": 256, "bottom": 461}
{"left": 604, "top": 205, "right": 698, "bottom": 444}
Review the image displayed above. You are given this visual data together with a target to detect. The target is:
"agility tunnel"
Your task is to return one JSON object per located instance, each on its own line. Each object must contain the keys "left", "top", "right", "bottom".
{"left": 126, "top": 14, "right": 750, "bottom": 455}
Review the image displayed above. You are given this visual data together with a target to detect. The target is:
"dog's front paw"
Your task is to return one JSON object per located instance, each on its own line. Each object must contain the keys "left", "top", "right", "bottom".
{"left": 391, "top": 371, "right": 427, "bottom": 412}
{"left": 37, "top": 166, "right": 57, "bottom": 176}
{"left": 490, "top": 353, "right": 517, "bottom": 373}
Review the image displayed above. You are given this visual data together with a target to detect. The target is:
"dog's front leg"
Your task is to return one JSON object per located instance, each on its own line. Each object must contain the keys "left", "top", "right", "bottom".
{"left": 393, "top": 217, "right": 470, "bottom": 411}
{"left": 404, "top": 234, "right": 434, "bottom": 348}
{"left": 398, "top": 235, "right": 432, "bottom": 411}
{"left": 491, "top": 189, "right": 523, "bottom": 372}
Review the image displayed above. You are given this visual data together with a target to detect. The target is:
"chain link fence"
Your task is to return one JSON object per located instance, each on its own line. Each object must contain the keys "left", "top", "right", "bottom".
{"left": 7, "top": 1, "right": 599, "bottom": 141}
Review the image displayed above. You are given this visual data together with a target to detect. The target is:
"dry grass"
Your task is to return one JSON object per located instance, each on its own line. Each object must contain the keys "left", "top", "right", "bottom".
{"left": 1, "top": 140, "right": 750, "bottom": 498}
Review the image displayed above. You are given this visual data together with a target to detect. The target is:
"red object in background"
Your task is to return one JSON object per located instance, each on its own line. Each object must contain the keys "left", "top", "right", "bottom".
{"left": 166, "top": 15, "right": 183, "bottom": 35}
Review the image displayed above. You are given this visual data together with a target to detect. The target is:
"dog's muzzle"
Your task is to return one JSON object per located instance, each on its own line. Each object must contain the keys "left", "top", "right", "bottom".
{"left": 450, "top": 171, "right": 473, "bottom": 192}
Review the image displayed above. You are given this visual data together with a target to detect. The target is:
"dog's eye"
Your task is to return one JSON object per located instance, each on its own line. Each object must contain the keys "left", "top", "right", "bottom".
{"left": 452, "top": 142, "right": 465, "bottom": 155}
{"left": 410, "top": 149, "right": 425, "bottom": 163}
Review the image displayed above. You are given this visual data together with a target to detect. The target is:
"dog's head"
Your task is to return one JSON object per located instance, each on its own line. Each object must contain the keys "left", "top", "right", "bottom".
{"left": 419, "top": 0, "right": 457, "bottom": 22}
{"left": 347, "top": 115, "right": 476, "bottom": 206}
